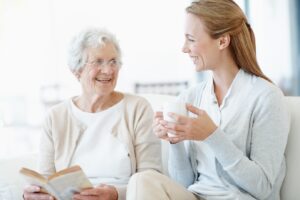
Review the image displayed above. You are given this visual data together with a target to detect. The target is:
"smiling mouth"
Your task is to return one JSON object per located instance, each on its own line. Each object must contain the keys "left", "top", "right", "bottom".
{"left": 95, "top": 78, "right": 112, "bottom": 83}
{"left": 191, "top": 56, "right": 197, "bottom": 64}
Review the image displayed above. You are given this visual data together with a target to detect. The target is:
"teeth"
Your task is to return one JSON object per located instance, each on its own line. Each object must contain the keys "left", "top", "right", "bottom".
{"left": 96, "top": 78, "right": 111, "bottom": 81}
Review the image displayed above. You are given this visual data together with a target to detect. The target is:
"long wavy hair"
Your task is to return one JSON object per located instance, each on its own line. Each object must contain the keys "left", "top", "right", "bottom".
{"left": 186, "top": 0, "right": 272, "bottom": 82}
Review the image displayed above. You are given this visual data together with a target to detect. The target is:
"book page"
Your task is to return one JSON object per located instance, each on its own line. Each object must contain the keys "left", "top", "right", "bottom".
{"left": 48, "top": 165, "right": 82, "bottom": 180}
{"left": 49, "top": 170, "right": 93, "bottom": 200}
{"left": 19, "top": 168, "right": 46, "bottom": 183}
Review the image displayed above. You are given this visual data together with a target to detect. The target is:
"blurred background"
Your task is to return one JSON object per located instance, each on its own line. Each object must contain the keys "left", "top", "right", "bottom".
{"left": 0, "top": 0, "right": 299, "bottom": 158}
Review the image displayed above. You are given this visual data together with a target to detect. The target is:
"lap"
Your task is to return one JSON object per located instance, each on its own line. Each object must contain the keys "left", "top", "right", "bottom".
{"left": 128, "top": 170, "right": 201, "bottom": 200}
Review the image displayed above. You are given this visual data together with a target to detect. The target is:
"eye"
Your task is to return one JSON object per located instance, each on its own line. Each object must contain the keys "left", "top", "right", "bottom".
{"left": 109, "top": 58, "right": 120, "bottom": 66}
{"left": 96, "top": 59, "right": 104, "bottom": 65}
{"left": 187, "top": 38, "right": 195, "bottom": 42}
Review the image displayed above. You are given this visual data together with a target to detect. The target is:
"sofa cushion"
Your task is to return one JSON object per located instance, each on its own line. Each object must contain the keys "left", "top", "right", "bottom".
{"left": 0, "top": 153, "right": 37, "bottom": 200}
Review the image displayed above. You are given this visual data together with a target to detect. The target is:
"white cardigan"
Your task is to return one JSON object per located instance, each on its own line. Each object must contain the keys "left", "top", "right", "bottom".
{"left": 38, "top": 93, "right": 162, "bottom": 200}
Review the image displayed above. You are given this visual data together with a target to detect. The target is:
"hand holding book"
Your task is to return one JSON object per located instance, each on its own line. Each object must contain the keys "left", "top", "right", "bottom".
{"left": 23, "top": 185, "right": 55, "bottom": 200}
{"left": 73, "top": 184, "right": 118, "bottom": 200}
{"left": 20, "top": 165, "right": 93, "bottom": 200}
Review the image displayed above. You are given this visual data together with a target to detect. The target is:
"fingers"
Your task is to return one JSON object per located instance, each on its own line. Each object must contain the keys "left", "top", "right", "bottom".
{"left": 165, "top": 128, "right": 185, "bottom": 136}
{"left": 23, "top": 185, "right": 55, "bottom": 200}
{"left": 24, "top": 185, "right": 41, "bottom": 193}
{"left": 73, "top": 194, "right": 98, "bottom": 200}
{"left": 167, "top": 113, "right": 188, "bottom": 124}
{"left": 80, "top": 187, "right": 101, "bottom": 195}
{"left": 154, "top": 111, "right": 163, "bottom": 119}
{"left": 73, "top": 185, "right": 117, "bottom": 200}
{"left": 23, "top": 192, "right": 54, "bottom": 200}
{"left": 165, "top": 121, "right": 186, "bottom": 133}
{"left": 79, "top": 184, "right": 110, "bottom": 195}
{"left": 186, "top": 104, "right": 204, "bottom": 116}
{"left": 153, "top": 113, "right": 168, "bottom": 138}
{"left": 153, "top": 122, "right": 168, "bottom": 138}
{"left": 154, "top": 111, "right": 190, "bottom": 141}
{"left": 167, "top": 136, "right": 185, "bottom": 144}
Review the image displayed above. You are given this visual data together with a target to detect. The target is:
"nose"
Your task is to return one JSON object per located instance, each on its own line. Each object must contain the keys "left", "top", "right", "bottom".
{"left": 100, "top": 64, "right": 114, "bottom": 74}
{"left": 182, "top": 41, "right": 190, "bottom": 53}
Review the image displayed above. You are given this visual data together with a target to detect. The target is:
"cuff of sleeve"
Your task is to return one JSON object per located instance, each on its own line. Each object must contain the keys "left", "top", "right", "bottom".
{"left": 204, "top": 127, "right": 243, "bottom": 169}
{"left": 115, "top": 185, "right": 127, "bottom": 200}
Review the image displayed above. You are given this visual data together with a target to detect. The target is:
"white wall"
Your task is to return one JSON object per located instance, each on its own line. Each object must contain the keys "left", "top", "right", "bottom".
{"left": 248, "top": 0, "right": 293, "bottom": 93}
{"left": 0, "top": 0, "right": 295, "bottom": 127}
{"left": 0, "top": 0, "right": 195, "bottom": 126}
{"left": 46, "top": 0, "right": 195, "bottom": 94}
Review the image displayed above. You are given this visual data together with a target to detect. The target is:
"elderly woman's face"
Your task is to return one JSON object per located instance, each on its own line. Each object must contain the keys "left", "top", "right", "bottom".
{"left": 79, "top": 42, "right": 120, "bottom": 97}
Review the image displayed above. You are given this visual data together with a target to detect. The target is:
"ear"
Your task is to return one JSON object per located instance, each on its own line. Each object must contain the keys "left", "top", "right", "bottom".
{"left": 218, "top": 34, "right": 230, "bottom": 50}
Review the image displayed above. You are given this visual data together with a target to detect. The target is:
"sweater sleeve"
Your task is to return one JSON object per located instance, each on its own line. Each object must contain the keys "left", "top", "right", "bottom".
{"left": 204, "top": 90, "right": 290, "bottom": 199}
{"left": 134, "top": 98, "right": 162, "bottom": 173}
{"left": 38, "top": 111, "right": 56, "bottom": 177}
{"left": 168, "top": 142, "right": 195, "bottom": 188}
{"left": 167, "top": 84, "right": 206, "bottom": 187}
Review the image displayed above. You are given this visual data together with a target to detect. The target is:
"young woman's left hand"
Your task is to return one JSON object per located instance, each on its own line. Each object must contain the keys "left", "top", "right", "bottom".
{"left": 72, "top": 184, "right": 118, "bottom": 200}
{"left": 163, "top": 103, "right": 217, "bottom": 144}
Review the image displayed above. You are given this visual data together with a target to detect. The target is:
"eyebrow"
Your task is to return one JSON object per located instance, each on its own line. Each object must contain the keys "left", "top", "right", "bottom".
{"left": 185, "top": 34, "right": 194, "bottom": 39}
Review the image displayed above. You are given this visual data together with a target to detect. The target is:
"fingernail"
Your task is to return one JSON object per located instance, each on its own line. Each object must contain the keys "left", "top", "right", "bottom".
{"left": 49, "top": 197, "right": 54, "bottom": 200}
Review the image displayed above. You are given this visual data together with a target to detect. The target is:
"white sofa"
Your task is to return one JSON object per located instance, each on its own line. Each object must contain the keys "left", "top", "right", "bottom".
{"left": 0, "top": 94, "right": 299, "bottom": 200}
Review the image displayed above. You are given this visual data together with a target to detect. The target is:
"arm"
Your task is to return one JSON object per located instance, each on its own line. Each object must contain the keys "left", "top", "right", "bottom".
{"left": 168, "top": 142, "right": 195, "bottom": 188}
{"left": 204, "top": 91, "right": 290, "bottom": 199}
{"left": 134, "top": 99, "right": 162, "bottom": 173}
{"left": 23, "top": 113, "right": 56, "bottom": 199}
{"left": 112, "top": 98, "right": 162, "bottom": 200}
{"left": 38, "top": 113, "right": 56, "bottom": 177}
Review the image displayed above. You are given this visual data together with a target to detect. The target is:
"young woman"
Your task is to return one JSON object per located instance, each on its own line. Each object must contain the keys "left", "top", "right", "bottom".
{"left": 127, "top": 0, "right": 290, "bottom": 200}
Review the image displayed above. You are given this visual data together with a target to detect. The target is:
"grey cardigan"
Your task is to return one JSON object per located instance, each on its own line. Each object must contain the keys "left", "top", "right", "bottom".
{"left": 38, "top": 93, "right": 162, "bottom": 200}
{"left": 169, "top": 70, "right": 290, "bottom": 200}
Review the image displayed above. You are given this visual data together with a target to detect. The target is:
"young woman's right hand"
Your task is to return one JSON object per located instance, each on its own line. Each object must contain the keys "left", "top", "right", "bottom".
{"left": 23, "top": 185, "right": 54, "bottom": 200}
{"left": 153, "top": 111, "right": 169, "bottom": 140}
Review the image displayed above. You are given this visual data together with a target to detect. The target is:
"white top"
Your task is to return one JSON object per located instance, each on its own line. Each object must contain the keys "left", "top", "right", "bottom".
{"left": 189, "top": 70, "right": 249, "bottom": 199}
{"left": 70, "top": 98, "right": 131, "bottom": 186}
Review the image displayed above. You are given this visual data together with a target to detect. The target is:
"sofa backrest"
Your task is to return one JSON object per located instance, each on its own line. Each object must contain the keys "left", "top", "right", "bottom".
{"left": 141, "top": 94, "right": 300, "bottom": 199}
{"left": 281, "top": 97, "right": 300, "bottom": 199}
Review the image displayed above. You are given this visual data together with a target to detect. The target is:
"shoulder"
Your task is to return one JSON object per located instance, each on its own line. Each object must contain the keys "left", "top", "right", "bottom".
{"left": 43, "top": 99, "right": 71, "bottom": 124}
{"left": 122, "top": 93, "right": 152, "bottom": 108}
{"left": 248, "top": 77, "right": 288, "bottom": 117}
{"left": 252, "top": 77, "right": 285, "bottom": 102}
{"left": 47, "top": 99, "right": 70, "bottom": 116}
{"left": 123, "top": 93, "right": 150, "bottom": 104}
{"left": 122, "top": 93, "right": 153, "bottom": 113}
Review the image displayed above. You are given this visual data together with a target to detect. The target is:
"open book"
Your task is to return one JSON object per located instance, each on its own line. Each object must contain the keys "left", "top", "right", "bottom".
{"left": 20, "top": 165, "right": 93, "bottom": 200}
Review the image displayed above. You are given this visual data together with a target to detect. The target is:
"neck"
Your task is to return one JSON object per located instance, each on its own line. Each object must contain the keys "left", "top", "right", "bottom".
{"left": 212, "top": 57, "right": 239, "bottom": 105}
{"left": 75, "top": 91, "right": 123, "bottom": 113}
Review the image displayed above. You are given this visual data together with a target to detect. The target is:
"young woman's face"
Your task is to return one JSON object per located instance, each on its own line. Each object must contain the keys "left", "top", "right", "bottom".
{"left": 78, "top": 43, "right": 120, "bottom": 97}
{"left": 182, "top": 13, "right": 220, "bottom": 71}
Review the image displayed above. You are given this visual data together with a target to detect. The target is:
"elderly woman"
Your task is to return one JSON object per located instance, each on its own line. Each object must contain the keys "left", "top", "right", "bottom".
{"left": 23, "top": 28, "right": 162, "bottom": 200}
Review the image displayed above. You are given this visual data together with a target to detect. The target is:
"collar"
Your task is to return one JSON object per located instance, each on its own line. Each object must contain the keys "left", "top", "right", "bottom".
{"left": 206, "top": 69, "right": 248, "bottom": 108}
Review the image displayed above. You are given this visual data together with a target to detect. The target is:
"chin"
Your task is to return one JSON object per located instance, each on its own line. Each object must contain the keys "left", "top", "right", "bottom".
{"left": 195, "top": 65, "right": 205, "bottom": 72}
{"left": 95, "top": 88, "right": 114, "bottom": 96}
